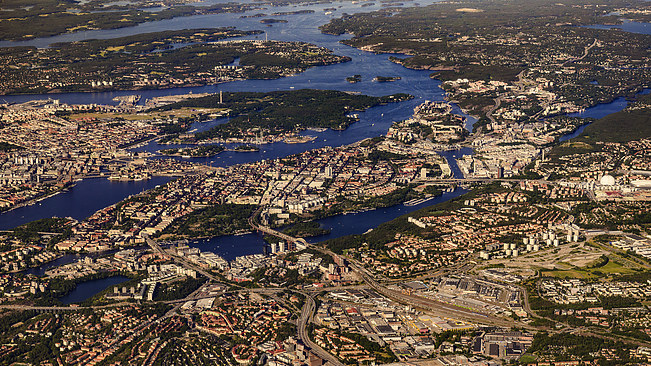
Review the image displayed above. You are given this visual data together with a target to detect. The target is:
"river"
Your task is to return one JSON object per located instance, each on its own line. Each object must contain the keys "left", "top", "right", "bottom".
{"left": 559, "top": 88, "right": 650, "bottom": 142}
{"left": 0, "top": 176, "right": 172, "bottom": 230}
{"left": 189, "top": 187, "right": 468, "bottom": 261}
{"left": 0, "top": 1, "right": 648, "bottom": 259}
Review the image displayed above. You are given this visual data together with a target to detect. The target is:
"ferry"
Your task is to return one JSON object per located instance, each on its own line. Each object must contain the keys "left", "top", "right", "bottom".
{"left": 404, "top": 196, "right": 436, "bottom": 206}
{"left": 108, "top": 174, "right": 151, "bottom": 182}
{"left": 284, "top": 135, "right": 318, "bottom": 144}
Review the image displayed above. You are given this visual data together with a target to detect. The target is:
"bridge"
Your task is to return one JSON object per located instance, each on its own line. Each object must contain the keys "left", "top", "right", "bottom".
{"left": 0, "top": 302, "right": 132, "bottom": 312}
{"left": 415, "top": 177, "right": 554, "bottom": 185}
{"left": 248, "top": 208, "right": 309, "bottom": 248}
{"left": 0, "top": 230, "right": 65, "bottom": 235}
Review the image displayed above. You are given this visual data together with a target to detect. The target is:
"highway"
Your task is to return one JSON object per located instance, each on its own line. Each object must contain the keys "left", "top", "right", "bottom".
{"left": 248, "top": 207, "right": 308, "bottom": 247}
{"left": 563, "top": 38, "right": 599, "bottom": 66}
{"left": 143, "top": 234, "right": 223, "bottom": 283}
{"left": 0, "top": 302, "right": 132, "bottom": 311}
{"left": 250, "top": 211, "right": 525, "bottom": 328}
{"left": 297, "top": 295, "right": 345, "bottom": 366}
{"left": 144, "top": 231, "right": 348, "bottom": 363}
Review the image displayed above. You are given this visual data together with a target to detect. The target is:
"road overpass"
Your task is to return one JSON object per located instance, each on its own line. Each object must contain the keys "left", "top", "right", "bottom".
{"left": 248, "top": 208, "right": 308, "bottom": 248}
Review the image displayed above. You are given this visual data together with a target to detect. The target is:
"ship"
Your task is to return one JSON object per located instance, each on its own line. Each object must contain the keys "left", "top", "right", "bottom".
{"left": 284, "top": 135, "right": 318, "bottom": 144}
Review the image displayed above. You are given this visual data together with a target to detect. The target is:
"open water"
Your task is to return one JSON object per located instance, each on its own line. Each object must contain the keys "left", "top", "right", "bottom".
{"left": 0, "top": 2, "right": 648, "bottom": 260}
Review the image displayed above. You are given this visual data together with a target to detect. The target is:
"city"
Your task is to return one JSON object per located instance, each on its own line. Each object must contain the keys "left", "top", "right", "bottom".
{"left": 0, "top": 0, "right": 650, "bottom": 365}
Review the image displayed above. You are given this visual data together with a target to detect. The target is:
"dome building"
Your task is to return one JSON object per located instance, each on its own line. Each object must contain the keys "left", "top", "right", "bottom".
{"left": 600, "top": 174, "right": 615, "bottom": 186}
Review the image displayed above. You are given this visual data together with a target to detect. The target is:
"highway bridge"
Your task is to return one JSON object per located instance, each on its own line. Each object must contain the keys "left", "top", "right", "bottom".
{"left": 247, "top": 208, "right": 524, "bottom": 328}
{"left": 248, "top": 208, "right": 309, "bottom": 248}
{"left": 297, "top": 295, "right": 345, "bottom": 366}
{"left": 0, "top": 302, "right": 132, "bottom": 312}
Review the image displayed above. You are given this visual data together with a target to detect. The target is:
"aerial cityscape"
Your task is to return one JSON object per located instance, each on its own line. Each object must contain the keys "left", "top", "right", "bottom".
{"left": 0, "top": 0, "right": 649, "bottom": 364}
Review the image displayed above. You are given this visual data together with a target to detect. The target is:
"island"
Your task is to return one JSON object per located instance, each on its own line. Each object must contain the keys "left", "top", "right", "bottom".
{"left": 260, "top": 19, "right": 289, "bottom": 24}
{"left": 160, "top": 145, "right": 225, "bottom": 158}
{"left": 233, "top": 144, "right": 261, "bottom": 152}
{"left": 346, "top": 74, "right": 362, "bottom": 83}
{"left": 1, "top": 0, "right": 651, "bottom": 365}
{"left": 153, "top": 89, "right": 413, "bottom": 143}
{"left": 0, "top": 29, "right": 351, "bottom": 95}
{"left": 0, "top": 0, "right": 326, "bottom": 41}
{"left": 321, "top": 0, "right": 651, "bottom": 124}
{"left": 373, "top": 76, "right": 401, "bottom": 82}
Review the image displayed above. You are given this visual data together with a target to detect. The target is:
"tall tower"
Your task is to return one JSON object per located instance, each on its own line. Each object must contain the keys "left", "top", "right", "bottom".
{"left": 325, "top": 166, "right": 333, "bottom": 178}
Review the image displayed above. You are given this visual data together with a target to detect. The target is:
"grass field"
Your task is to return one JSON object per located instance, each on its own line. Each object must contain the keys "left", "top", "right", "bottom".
{"left": 519, "top": 354, "right": 537, "bottom": 364}
{"left": 541, "top": 256, "right": 640, "bottom": 279}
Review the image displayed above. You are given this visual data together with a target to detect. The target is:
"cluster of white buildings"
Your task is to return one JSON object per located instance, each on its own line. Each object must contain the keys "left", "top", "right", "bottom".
{"left": 540, "top": 278, "right": 651, "bottom": 304}
{"left": 610, "top": 234, "right": 651, "bottom": 260}
{"left": 480, "top": 227, "right": 581, "bottom": 260}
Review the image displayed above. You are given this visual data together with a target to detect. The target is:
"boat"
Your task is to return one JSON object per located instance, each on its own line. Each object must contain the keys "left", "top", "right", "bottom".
{"left": 404, "top": 196, "right": 436, "bottom": 206}
{"left": 284, "top": 135, "right": 318, "bottom": 144}
{"left": 108, "top": 174, "right": 151, "bottom": 182}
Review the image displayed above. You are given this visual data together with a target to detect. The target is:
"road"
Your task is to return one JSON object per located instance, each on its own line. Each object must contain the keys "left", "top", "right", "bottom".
{"left": 248, "top": 207, "right": 308, "bottom": 248}
{"left": 143, "top": 235, "right": 223, "bottom": 283}
{"left": 297, "top": 295, "right": 345, "bottom": 366}
{"left": 0, "top": 302, "right": 132, "bottom": 311}
{"left": 252, "top": 214, "right": 525, "bottom": 328}
{"left": 146, "top": 229, "right": 346, "bottom": 364}
{"left": 563, "top": 38, "right": 599, "bottom": 66}
{"left": 484, "top": 70, "right": 526, "bottom": 126}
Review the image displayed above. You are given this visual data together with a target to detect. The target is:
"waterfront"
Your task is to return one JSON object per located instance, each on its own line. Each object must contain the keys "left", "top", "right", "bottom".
{"left": 584, "top": 19, "right": 651, "bottom": 35}
{"left": 60, "top": 275, "right": 130, "bottom": 305}
{"left": 559, "top": 89, "right": 650, "bottom": 142}
{"left": 189, "top": 187, "right": 469, "bottom": 260}
{"left": 0, "top": 0, "right": 469, "bottom": 237}
{"left": 0, "top": 0, "right": 647, "bottom": 261}
{"left": 21, "top": 254, "right": 78, "bottom": 277}
{"left": 0, "top": 176, "right": 172, "bottom": 230}
{"left": 188, "top": 144, "right": 472, "bottom": 260}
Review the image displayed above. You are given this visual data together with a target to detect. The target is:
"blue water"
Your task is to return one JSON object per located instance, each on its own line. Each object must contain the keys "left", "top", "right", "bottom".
{"left": 0, "top": 0, "right": 476, "bottom": 172}
{"left": 190, "top": 187, "right": 468, "bottom": 259}
{"left": 584, "top": 20, "right": 651, "bottom": 35}
{"left": 21, "top": 248, "right": 136, "bottom": 276}
{"left": 60, "top": 275, "right": 130, "bottom": 304}
{"left": 0, "top": 0, "right": 475, "bottom": 261}
{"left": 0, "top": 176, "right": 172, "bottom": 230}
{"left": 559, "top": 88, "right": 650, "bottom": 142}
{"left": 190, "top": 233, "right": 266, "bottom": 261}
{"left": 307, "top": 188, "right": 468, "bottom": 243}
{"left": 0, "top": 1, "right": 646, "bottom": 260}
{"left": 438, "top": 147, "right": 473, "bottom": 178}
{"left": 22, "top": 254, "right": 78, "bottom": 276}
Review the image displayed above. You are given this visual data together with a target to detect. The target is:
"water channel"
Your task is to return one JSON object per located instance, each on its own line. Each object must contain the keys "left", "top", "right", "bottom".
{"left": 1, "top": 2, "right": 649, "bottom": 264}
